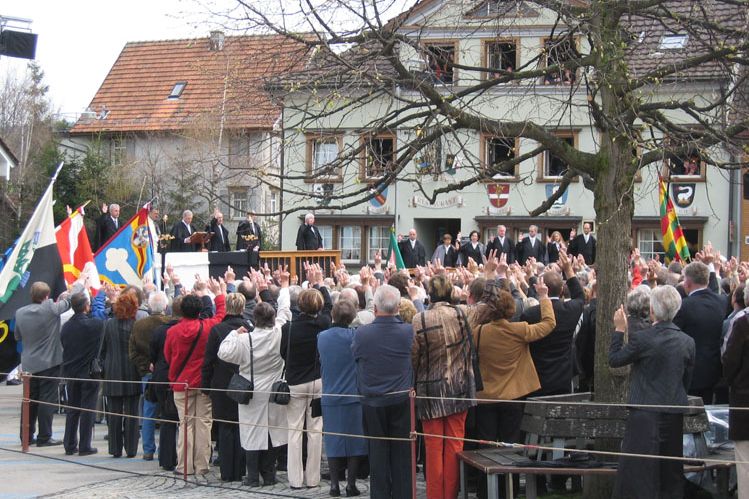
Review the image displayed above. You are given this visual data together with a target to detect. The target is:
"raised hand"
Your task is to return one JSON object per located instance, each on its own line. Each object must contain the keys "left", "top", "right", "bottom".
{"left": 224, "top": 265, "right": 236, "bottom": 283}
{"left": 614, "top": 304, "right": 628, "bottom": 332}
{"left": 534, "top": 275, "right": 548, "bottom": 298}
{"left": 279, "top": 265, "right": 290, "bottom": 287}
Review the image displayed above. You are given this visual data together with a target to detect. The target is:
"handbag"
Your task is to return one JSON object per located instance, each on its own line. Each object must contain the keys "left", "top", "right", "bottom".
{"left": 226, "top": 334, "right": 254, "bottom": 405}
{"left": 270, "top": 323, "right": 292, "bottom": 406}
{"left": 310, "top": 397, "right": 322, "bottom": 418}
{"left": 89, "top": 325, "right": 106, "bottom": 379}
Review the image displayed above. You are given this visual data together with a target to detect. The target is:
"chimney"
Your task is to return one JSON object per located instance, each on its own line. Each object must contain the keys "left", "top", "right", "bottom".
{"left": 209, "top": 30, "right": 225, "bottom": 51}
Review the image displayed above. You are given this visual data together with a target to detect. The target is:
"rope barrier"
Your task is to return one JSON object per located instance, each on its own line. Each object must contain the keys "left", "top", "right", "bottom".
{"left": 18, "top": 395, "right": 746, "bottom": 466}
{"left": 6, "top": 372, "right": 748, "bottom": 411}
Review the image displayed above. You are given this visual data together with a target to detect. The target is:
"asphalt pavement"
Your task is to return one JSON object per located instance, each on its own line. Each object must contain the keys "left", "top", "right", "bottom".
{"left": 0, "top": 383, "right": 427, "bottom": 498}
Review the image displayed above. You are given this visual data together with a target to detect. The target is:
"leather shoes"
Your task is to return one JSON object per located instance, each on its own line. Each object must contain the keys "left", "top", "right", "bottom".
{"left": 346, "top": 485, "right": 361, "bottom": 497}
{"left": 242, "top": 477, "right": 260, "bottom": 487}
{"left": 329, "top": 485, "right": 341, "bottom": 497}
{"left": 79, "top": 448, "right": 98, "bottom": 456}
{"left": 65, "top": 448, "right": 78, "bottom": 456}
{"left": 37, "top": 438, "right": 63, "bottom": 447}
{"left": 143, "top": 453, "right": 154, "bottom": 461}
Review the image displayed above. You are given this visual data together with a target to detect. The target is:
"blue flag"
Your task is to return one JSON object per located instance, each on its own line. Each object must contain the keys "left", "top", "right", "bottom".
{"left": 94, "top": 207, "right": 154, "bottom": 286}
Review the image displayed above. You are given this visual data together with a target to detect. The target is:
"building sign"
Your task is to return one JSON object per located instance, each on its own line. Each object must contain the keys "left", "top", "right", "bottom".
{"left": 671, "top": 183, "right": 696, "bottom": 208}
{"left": 411, "top": 194, "right": 463, "bottom": 209}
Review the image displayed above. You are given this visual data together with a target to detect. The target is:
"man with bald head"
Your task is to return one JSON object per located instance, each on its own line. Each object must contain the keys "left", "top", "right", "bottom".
{"left": 206, "top": 210, "right": 231, "bottom": 252}
{"left": 398, "top": 228, "right": 426, "bottom": 268}
{"left": 295, "top": 213, "right": 324, "bottom": 250}
{"left": 94, "top": 203, "right": 121, "bottom": 251}
{"left": 170, "top": 210, "right": 199, "bottom": 252}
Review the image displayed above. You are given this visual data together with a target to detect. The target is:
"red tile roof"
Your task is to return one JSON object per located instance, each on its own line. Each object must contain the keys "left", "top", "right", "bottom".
{"left": 71, "top": 34, "right": 311, "bottom": 134}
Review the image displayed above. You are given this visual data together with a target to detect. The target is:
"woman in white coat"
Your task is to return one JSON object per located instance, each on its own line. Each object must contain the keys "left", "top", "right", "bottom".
{"left": 218, "top": 273, "right": 291, "bottom": 487}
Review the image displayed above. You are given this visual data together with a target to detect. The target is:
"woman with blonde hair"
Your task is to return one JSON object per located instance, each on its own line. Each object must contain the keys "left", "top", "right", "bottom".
{"left": 546, "top": 230, "right": 566, "bottom": 264}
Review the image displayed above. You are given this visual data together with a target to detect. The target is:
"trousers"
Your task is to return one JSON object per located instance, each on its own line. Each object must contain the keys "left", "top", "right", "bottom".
{"left": 174, "top": 390, "right": 212, "bottom": 475}
{"left": 362, "top": 399, "right": 412, "bottom": 499}
{"left": 155, "top": 387, "right": 178, "bottom": 470}
{"left": 217, "top": 421, "right": 245, "bottom": 481}
{"left": 107, "top": 395, "right": 140, "bottom": 457}
{"left": 21, "top": 365, "right": 60, "bottom": 443}
{"left": 614, "top": 410, "right": 684, "bottom": 499}
{"left": 63, "top": 379, "right": 99, "bottom": 453}
{"left": 475, "top": 401, "right": 524, "bottom": 498}
{"left": 287, "top": 379, "right": 322, "bottom": 487}
{"left": 140, "top": 374, "right": 157, "bottom": 455}
{"left": 422, "top": 411, "right": 467, "bottom": 499}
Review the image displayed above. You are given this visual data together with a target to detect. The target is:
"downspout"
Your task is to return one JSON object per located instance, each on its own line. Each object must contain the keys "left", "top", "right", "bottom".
{"left": 279, "top": 107, "right": 285, "bottom": 249}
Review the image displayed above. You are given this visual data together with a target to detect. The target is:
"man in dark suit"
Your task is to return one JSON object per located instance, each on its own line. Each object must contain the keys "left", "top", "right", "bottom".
{"left": 94, "top": 203, "right": 121, "bottom": 251}
{"left": 569, "top": 222, "right": 596, "bottom": 265}
{"left": 205, "top": 211, "right": 231, "bottom": 252}
{"left": 170, "top": 210, "right": 199, "bottom": 252}
{"left": 61, "top": 293, "right": 104, "bottom": 456}
{"left": 521, "top": 250, "right": 584, "bottom": 396}
{"left": 236, "top": 212, "right": 262, "bottom": 269}
{"left": 485, "top": 224, "right": 515, "bottom": 263}
{"left": 398, "top": 228, "right": 426, "bottom": 268}
{"left": 610, "top": 286, "right": 695, "bottom": 499}
{"left": 352, "top": 284, "right": 414, "bottom": 499}
{"left": 295, "top": 213, "right": 323, "bottom": 250}
{"left": 517, "top": 225, "right": 546, "bottom": 265}
{"left": 673, "top": 260, "right": 726, "bottom": 405}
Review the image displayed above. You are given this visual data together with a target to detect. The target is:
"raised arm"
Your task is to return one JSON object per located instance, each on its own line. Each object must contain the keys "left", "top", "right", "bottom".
{"left": 217, "top": 327, "right": 250, "bottom": 366}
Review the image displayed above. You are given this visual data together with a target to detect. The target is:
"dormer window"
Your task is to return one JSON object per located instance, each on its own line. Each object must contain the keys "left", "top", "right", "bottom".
{"left": 168, "top": 82, "right": 187, "bottom": 99}
{"left": 659, "top": 34, "right": 688, "bottom": 50}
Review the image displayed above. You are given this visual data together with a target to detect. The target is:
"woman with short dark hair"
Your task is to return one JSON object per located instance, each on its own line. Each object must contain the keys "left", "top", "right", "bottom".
{"left": 318, "top": 299, "right": 367, "bottom": 496}
{"left": 101, "top": 292, "right": 141, "bottom": 458}
{"left": 280, "top": 266, "right": 332, "bottom": 489}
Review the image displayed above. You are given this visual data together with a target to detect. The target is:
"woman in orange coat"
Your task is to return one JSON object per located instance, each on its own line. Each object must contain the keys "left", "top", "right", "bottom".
{"left": 473, "top": 277, "right": 556, "bottom": 498}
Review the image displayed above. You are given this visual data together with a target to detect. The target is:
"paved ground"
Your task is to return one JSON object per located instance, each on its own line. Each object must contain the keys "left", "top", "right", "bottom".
{"left": 0, "top": 383, "right": 427, "bottom": 498}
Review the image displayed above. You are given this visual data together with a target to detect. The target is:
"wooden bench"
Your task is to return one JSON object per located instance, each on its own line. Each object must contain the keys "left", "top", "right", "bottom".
{"left": 458, "top": 447, "right": 735, "bottom": 499}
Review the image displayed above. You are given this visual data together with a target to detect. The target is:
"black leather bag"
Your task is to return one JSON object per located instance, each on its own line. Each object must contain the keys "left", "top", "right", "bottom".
{"left": 270, "top": 325, "right": 292, "bottom": 406}
{"left": 226, "top": 334, "right": 254, "bottom": 405}
{"left": 310, "top": 397, "right": 322, "bottom": 418}
{"left": 89, "top": 326, "right": 106, "bottom": 379}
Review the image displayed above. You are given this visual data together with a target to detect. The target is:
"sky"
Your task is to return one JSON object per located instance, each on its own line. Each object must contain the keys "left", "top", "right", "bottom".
{"left": 0, "top": 0, "right": 221, "bottom": 119}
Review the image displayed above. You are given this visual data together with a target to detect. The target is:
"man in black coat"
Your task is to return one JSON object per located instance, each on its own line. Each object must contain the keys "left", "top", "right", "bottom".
{"left": 398, "top": 228, "right": 426, "bottom": 268}
{"left": 170, "top": 210, "right": 200, "bottom": 252}
{"left": 568, "top": 222, "right": 596, "bottom": 265}
{"left": 60, "top": 293, "right": 104, "bottom": 456}
{"left": 521, "top": 250, "right": 584, "bottom": 396}
{"left": 609, "top": 286, "right": 695, "bottom": 499}
{"left": 485, "top": 224, "right": 515, "bottom": 264}
{"left": 94, "top": 203, "right": 121, "bottom": 251}
{"left": 517, "top": 225, "right": 546, "bottom": 265}
{"left": 673, "top": 260, "right": 726, "bottom": 405}
{"left": 237, "top": 212, "right": 262, "bottom": 269}
{"left": 205, "top": 211, "right": 231, "bottom": 252}
{"left": 295, "top": 213, "right": 323, "bottom": 250}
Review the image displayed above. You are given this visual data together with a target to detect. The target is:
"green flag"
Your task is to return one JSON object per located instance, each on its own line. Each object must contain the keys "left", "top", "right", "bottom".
{"left": 385, "top": 226, "right": 406, "bottom": 270}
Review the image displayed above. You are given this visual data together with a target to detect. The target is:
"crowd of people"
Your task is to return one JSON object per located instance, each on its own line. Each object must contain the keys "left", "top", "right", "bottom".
{"left": 11, "top": 220, "right": 749, "bottom": 499}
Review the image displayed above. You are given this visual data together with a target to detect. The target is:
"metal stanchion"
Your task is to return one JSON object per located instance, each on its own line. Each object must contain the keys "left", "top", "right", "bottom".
{"left": 21, "top": 372, "right": 30, "bottom": 453}
{"left": 183, "top": 384, "right": 189, "bottom": 482}
{"left": 410, "top": 389, "right": 417, "bottom": 499}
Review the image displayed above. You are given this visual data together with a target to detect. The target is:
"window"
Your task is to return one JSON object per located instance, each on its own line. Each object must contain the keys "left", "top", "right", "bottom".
{"left": 306, "top": 135, "right": 342, "bottom": 181}
{"left": 362, "top": 134, "right": 395, "bottom": 179}
{"left": 229, "top": 188, "right": 249, "bottom": 219}
{"left": 638, "top": 228, "right": 665, "bottom": 261}
{"left": 269, "top": 190, "right": 278, "bottom": 213}
{"left": 485, "top": 41, "right": 518, "bottom": 78}
{"left": 542, "top": 37, "right": 577, "bottom": 85}
{"left": 483, "top": 135, "right": 518, "bottom": 179}
{"left": 168, "top": 82, "right": 187, "bottom": 99}
{"left": 659, "top": 34, "right": 688, "bottom": 50}
{"left": 667, "top": 148, "right": 704, "bottom": 178}
{"left": 317, "top": 225, "right": 333, "bottom": 249}
{"left": 229, "top": 134, "right": 251, "bottom": 169}
{"left": 368, "top": 226, "right": 390, "bottom": 259}
{"left": 425, "top": 43, "right": 456, "bottom": 84}
{"left": 542, "top": 133, "right": 576, "bottom": 179}
{"left": 110, "top": 137, "right": 126, "bottom": 167}
{"left": 338, "top": 226, "right": 361, "bottom": 261}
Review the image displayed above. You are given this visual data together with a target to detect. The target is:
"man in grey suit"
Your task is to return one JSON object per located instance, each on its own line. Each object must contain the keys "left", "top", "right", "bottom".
{"left": 609, "top": 285, "right": 695, "bottom": 499}
{"left": 15, "top": 281, "right": 81, "bottom": 446}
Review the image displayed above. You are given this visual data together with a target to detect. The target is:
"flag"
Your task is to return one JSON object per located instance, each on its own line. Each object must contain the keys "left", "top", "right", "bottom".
{"left": 659, "top": 175, "right": 691, "bottom": 263}
{"left": 94, "top": 206, "right": 154, "bottom": 286}
{"left": 385, "top": 226, "right": 406, "bottom": 270}
{"left": 55, "top": 206, "right": 101, "bottom": 293}
{"left": 0, "top": 166, "right": 66, "bottom": 321}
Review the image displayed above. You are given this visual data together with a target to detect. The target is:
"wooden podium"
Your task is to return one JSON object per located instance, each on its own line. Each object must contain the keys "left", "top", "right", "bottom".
{"left": 189, "top": 231, "right": 213, "bottom": 252}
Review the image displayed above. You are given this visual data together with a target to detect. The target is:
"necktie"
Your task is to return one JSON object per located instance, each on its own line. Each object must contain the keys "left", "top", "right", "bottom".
{"left": 113, "top": 218, "right": 118, "bottom": 229}
{"left": 250, "top": 223, "right": 255, "bottom": 235}
{"left": 185, "top": 222, "right": 191, "bottom": 235}
{"left": 219, "top": 226, "right": 224, "bottom": 243}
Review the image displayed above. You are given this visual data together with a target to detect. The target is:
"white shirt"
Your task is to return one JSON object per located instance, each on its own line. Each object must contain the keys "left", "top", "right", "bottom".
{"left": 529, "top": 236, "right": 536, "bottom": 247}
{"left": 410, "top": 240, "right": 416, "bottom": 249}
{"left": 111, "top": 217, "right": 119, "bottom": 229}
{"left": 183, "top": 221, "right": 192, "bottom": 235}
{"left": 584, "top": 234, "right": 590, "bottom": 244}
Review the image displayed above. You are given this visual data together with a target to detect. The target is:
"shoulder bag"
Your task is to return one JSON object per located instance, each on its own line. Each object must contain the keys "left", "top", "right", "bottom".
{"left": 89, "top": 324, "right": 106, "bottom": 379}
{"left": 226, "top": 333, "right": 254, "bottom": 405}
{"left": 270, "top": 324, "right": 291, "bottom": 405}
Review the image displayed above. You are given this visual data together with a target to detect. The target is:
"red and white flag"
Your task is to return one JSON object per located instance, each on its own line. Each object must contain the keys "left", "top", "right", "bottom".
{"left": 55, "top": 206, "right": 101, "bottom": 293}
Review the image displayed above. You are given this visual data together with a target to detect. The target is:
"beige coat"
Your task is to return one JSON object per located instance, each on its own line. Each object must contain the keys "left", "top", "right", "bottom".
{"left": 475, "top": 298, "right": 556, "bottom": 401}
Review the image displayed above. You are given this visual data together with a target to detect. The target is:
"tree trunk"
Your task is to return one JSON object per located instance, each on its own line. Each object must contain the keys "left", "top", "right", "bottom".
{"left": 583, "top": 137, "right": 635, "bottom": 498}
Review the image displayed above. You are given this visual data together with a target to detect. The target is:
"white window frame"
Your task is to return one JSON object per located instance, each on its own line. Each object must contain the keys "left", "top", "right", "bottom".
{"left": 229, "top": 188, "right": 249, "bottom": 220}
{"left": 317, "top": 225, "right": 333, "bottom": 250}
{"left": 338, "top": 225, "right": 362, "bottom": 263}
{"left": 110, "top": 137, "right": 126, "bottom": 167}
{"left": 638, "top": 228, "right": 665, "bottom": 261}
{"left": 368, "top": 226, "right": 390, "bottom": 262}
